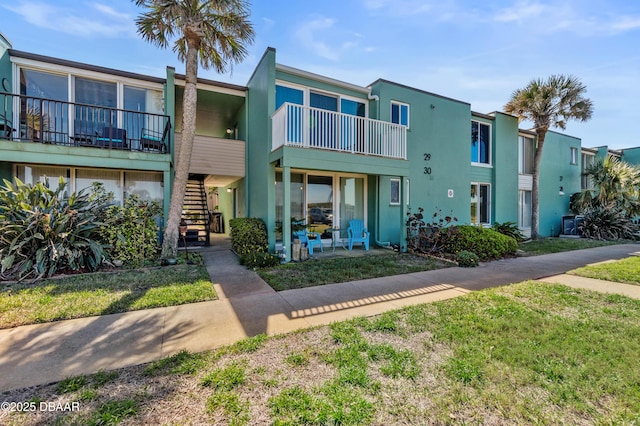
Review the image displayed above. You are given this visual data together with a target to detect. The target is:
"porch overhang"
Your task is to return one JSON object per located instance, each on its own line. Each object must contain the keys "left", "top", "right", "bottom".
{"left": 270, "top": 145, "right": 408, "bottom": 176}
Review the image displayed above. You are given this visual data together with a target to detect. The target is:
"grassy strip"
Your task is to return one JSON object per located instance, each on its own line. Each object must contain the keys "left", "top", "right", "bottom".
{"left": 0, "top": 263, "right": 216, "bottom": 328}
{"left": 569, "top": 255, "right": 640, "bottom": 285}
{"left": 257, "top": 253, "right": 452, "bottom": 291}
{"left": 518, "top": 237, "right": 621, "bottom": 256}
{"left": 4, "top": 282, "right": 640, "bottom": 425}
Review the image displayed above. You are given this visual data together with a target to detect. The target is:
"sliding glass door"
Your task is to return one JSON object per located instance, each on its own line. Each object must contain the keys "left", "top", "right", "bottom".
{"left": 339, "top": 177, "right": 364, "bottom": 231}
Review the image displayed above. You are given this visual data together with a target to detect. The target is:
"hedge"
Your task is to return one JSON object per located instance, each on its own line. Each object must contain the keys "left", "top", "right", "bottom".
{"left": 441, "top": 225, "right": 517, "bottom": 261}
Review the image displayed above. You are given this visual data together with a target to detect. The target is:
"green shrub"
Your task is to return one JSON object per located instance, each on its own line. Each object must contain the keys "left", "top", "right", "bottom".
{"left": 99, "top": 194, "right": 162, "bottom": 267}
{"left": 579, "top": 207, "right": 637, "bottom": 240}
{"left": 441, "top": 225, "right": 517, "bottom": 261}
{"left": 229, "top": 218, "right": 269, "bottom": 256}
{"left": 456, "top": 250, "right": 479, "bottom": 267}
{"left": 492, "top": 221, "right": 525, "bottom": 242}
{"left": 0, "top": 178, "right": 109, "bottom": 282}
{"left": 240, "top": 251, "right": 280, "bottom": 268}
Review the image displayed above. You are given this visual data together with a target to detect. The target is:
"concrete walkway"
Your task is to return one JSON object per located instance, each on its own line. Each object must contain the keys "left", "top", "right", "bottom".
{"left": 0, "top": 242, "right": 638, "bottom": 392}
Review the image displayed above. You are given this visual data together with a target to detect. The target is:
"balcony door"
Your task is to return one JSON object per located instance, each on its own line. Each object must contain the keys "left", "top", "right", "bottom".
{"left": 309, "top": 92, "right": 338, "bottom": 149}
{"left": 19, "top": 69, "right": 69, "bottom": 143}
{"left": 74, "top": 77, "right": 117, "bottom": 138}
{"left": 340, "top": 99, "right": 366, "bottom": 152}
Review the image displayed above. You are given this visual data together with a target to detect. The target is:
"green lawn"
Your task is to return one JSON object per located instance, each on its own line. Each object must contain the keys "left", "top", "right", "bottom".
{"left": 569, "top": 255, "right": 640, "bottom": 285}
{"left": 0, "top": 262, "right": 216, "bottom": 329}
{"left": 518, "top": 237, "right": 622, "bottom": 256}
{"left": 5, "top": 281, "right": 640, "bottom": 425}
{"left": 257, "top": 253, "right": 453, "bottom": 291}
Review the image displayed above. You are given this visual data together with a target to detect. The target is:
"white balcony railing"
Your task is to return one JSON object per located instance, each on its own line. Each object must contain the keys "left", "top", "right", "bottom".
{"left": 272, "top": 103, "right": 406, "bottom": 160}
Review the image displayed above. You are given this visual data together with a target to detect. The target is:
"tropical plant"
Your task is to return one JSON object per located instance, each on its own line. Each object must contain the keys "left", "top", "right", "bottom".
{"left": 578, "top": 207, "right": 637, "bottom": 240}
{"left": 0, "top": 178, "right": 109, "bottom": 282}
{"left": 133, "top": 0, "right": 255, "bottom": 260}
{"left": 504, "top": 75, "right": 593, "bottom": 239}
{"left": 571, "top": 155, "right": 640, "bottom": 216}
{"left": 492, "top": 221, "right": 525, "bottom": 242}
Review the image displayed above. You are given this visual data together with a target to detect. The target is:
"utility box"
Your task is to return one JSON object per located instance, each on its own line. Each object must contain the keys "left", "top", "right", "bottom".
{"left": 562, "top": 215, "right": 584, "bottom": 235}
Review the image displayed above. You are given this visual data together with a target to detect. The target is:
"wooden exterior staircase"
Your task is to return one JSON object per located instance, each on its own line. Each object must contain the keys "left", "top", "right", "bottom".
{"left": 181, "top": 177, "right": 210, "bottom": 246}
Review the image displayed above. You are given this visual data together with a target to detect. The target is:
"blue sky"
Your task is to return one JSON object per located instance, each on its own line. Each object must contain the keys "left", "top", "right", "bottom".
{"left": 2, "top": 0, "right": 639, "bottom": 149}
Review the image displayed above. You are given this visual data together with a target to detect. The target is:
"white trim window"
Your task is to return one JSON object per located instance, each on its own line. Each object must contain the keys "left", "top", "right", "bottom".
{"left": 519, "top": 135, "right": 535, "bottom": 175}
{"left": 391, "top": 101, "right": 409, "bottom": 128}
{"left": 581, "top": 152, "right": 595, "bottom": 189}
{"left": 518, "top": 190, "right": 532, "bottom": 229}
{"left": 570, "top": 147, "right": 578, "bottom": 165}
{"left": 390, "top": 178, "right": 400, "bottom": 205}
{"left": 471, "top": 121, "right": 491, "bottom": 165}
{"left": 470, "top": 182, "right": 490, "bottom": 225}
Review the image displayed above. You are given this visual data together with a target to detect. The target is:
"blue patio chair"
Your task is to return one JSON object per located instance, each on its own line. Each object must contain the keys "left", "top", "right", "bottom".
{"left": 96, "top": 127, "right": 127, "bottom": 149}
{"left": 293, "top": 229, "right": 324, "bottom": 255}
{"left": 347, "top": 219, "right": 370, "bottom": 251}
{"left": 140, "top": 124, "right": 169, "bottom": 152}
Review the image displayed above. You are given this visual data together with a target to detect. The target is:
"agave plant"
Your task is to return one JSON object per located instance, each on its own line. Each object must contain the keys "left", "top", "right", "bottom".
{"left": 0, "top": 177, "right": 110, "bottom": 282}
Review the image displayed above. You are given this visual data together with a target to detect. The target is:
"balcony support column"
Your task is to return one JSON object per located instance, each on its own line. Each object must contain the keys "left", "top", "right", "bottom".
{"left": 282, "top": 165, "right": 292, "bottom": 262}
{"left": 399, "top": 176, "right": 408, "bottom": 253}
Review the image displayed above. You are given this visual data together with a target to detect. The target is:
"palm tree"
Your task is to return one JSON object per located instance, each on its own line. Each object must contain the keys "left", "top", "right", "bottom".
{"left": 133, "top": 0, "right": 254, "bottom": 259}
{"left": 504, "top": 75, "right": 593, "bottom": 239}
{"left": 571, "top": 155, "right": 640, "bottom": 215}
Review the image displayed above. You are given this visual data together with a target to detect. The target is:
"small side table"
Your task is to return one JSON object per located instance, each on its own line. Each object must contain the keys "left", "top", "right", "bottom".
{"left": 328, "top": 227, "right": 345, "bottom": 252}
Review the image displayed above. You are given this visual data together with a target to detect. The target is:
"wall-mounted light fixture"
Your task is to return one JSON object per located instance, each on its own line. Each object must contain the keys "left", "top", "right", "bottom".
{"left": 227, "top": 188, "right": 232, "bottom": 193}
{"left": 225, "top": 128, "right": 233, "bottom": 139}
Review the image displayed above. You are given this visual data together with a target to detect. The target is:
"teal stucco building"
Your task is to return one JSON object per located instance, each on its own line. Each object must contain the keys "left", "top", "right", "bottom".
{"left": 0, "top": 36, "right": 598, "bottom": 258}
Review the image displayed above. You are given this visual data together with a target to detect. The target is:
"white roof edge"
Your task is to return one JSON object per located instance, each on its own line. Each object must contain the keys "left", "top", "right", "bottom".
{"left": 276, "top": 63, "right": 370, "bottom": 95}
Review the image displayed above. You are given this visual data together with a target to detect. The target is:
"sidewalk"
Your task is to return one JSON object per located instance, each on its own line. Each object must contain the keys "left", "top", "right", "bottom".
{"left": 0, "top": 243, "right": 638, "bottom": 392}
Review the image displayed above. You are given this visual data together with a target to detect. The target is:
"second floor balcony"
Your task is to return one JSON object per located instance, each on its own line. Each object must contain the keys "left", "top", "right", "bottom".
{"left": 272, "top": 103, "right": 406, "bottom": 160}
{"left": 0, "top": 92, "right": 171, "bottom": 154}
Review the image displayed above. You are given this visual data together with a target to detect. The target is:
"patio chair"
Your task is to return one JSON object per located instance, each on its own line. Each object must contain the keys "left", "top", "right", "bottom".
{"left": 293, "top": 229, "right": 324, "bottom": 255}
{"left": 347, "top": 219, "right": 370, "bottom": 251}
{"left": 0, "top": 113, "right": 13, "bottom": 140}
{"left": 140, "top": 124, "right": 169, "bottom": 152}
{"left": 95, "top": 127, "right": 127, "bottom": 149}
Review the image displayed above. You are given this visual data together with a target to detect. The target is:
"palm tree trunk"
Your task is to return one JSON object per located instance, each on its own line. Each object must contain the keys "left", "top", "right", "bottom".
{"left": 161, "top": 42, "right": 199, "bottom": 259}
{"left": 531, "top": 129, "right": 547, "bottom": 240}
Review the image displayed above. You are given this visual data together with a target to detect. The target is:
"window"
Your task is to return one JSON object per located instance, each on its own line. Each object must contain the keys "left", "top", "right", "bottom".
{"left": 518, "top": 190, "right": 532, "bottom": 229}
{"left": 519, "top": 135, "right": 534, "bottom": 174}
{"left": 76, "top": 168, "right": 123, "bottom": 205}
{"left": 391, "top": 101, "right": 409, "bottom": 128}
{"left": 124, "top": 171, "right": 164, "bottom": 204}
{"left": 471, "top": 121, "right": 491, "bottom": 165}
{"left": 581, "top": 153, "right": 595, "bottom": 189}
{"left": 570, "top": 147, "right": 578, "bottom": 165}
{"left": 470, "top": 183, "right": 490, "bottom": 225}
{"left": 390, "top": 178, "right": 400, "bottom": 205}
{"left": 275, "top": 85, "right": 303, "bottom": 110}
{"left": 19, "top": 69, "right": 69, "bottom": 143}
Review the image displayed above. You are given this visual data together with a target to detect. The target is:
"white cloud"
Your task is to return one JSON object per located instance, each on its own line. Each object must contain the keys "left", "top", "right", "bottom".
{"left": 492, "top": 1, "right": 640, "bottom": 36}
{"left": 295, "top": 17, "right": 369, "bottom": 62}
{"left": 493, "top": 0, "right": 550, "bottom": 23}
{"left": 609, "top": 15, "right": 640, "bottom": 32}
{"left": 295, "top": 17, "right": 339, "bottom": 61}
{"left": 362, "top": 0, "right": 434, "bottom": 15}
{"left": 3, "top": 1, "right": 135, "bottom": 38}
